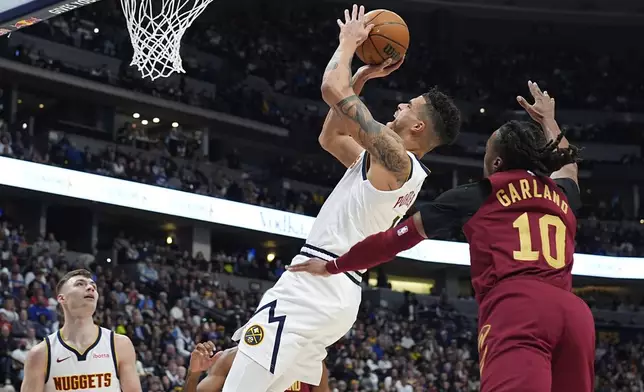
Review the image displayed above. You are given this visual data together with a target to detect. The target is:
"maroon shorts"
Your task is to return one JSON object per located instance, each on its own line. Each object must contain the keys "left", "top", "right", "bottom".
{"left": 477, "top": 279, "right": 595, "bottom": 392}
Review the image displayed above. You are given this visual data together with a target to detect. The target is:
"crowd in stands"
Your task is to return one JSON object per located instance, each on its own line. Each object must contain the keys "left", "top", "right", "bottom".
{"left": 16, "top": 1, "right": 644, "bottom": 112}
{"left": 4, "top": 1, "right": 644, "bottom": 144}
{"left": 2, "top": 212, "right": 644, "bottom": 392}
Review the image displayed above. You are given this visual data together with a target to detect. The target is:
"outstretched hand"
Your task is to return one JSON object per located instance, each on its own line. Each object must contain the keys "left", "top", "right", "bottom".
{"left": 337, "top": 4, "right": 374, "bottom": 47}
{"left": 355, "top": 56, "right": 406, "bottom": 81}
{"left": 189, "top": 341, "right": 220, "bottom": 373}
{"left": 286, "top": 258, "right": 331, "bottom": 277}
{"left": 517, "top": 80, "right": 555, "bottom": 124}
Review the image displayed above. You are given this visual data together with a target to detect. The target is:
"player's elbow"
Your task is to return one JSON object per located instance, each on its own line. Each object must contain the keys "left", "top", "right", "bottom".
{"left": 318, "top": 133, "right": 333, "bottom": 151}
{"left": 320, "top": 83, "right": 341, "bottom": 107}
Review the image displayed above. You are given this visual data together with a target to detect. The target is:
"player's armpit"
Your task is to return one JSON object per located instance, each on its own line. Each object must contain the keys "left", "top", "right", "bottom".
{"left": 20, "top": 341, "right": 47, "bottom": 392}
{"left": 334, "top": 94, "right": 410, "bottom": 187}
{"left": 114, "top": 334, "right": 143, "bottom": 392}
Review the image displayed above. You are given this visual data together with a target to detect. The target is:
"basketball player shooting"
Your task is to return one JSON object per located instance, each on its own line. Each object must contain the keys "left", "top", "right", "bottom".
{"left": 220, "top": 5, "right": 461, "bottom": 392}
{"left": 20, "top": 269, "right": 142, "bottom": 392}
{"left": 290, "top": 82, "right": 595, "bottom": 392}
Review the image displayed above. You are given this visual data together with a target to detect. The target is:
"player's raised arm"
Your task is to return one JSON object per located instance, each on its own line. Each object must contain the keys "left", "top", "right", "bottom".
{"left": 114, "top": 334, "right": 143, "bottom": 392}
{"left": 319, "top": 58, "right": 404, "bottom": 168}
{"left": 321, "top": 5, "right": 410, "bottom": 184}
{"left": 20, "top": 341, "right": 47, "bottom": 392}
{"left": 517, "top": 81, "right": 580, "bottom": 187}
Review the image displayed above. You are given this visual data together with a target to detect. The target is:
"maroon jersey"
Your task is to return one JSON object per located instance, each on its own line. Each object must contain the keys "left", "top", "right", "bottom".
{"left": 285, "top": 381, "right": 311, "bottom": 392}
{"left": 463, "top": 170, "right": 577, "bottom": 302}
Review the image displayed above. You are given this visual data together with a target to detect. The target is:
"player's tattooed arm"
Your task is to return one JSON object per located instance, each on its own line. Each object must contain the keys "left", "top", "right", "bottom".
{"left": 321, "top": 16, "right": 409, "bottom": 180}
{"left": 319, "top": 49, "right": 365, "bottom": 168}
{"left": 335, "top": 95, "right": 410, "bottom": 185}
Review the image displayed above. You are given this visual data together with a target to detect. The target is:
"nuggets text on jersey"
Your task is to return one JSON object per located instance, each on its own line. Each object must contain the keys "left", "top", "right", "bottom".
{"left": 52, "top": 373, "right": 112, "bottom": 390}
{"left": 495, "top": 178, "right": 569, "bottom": 214}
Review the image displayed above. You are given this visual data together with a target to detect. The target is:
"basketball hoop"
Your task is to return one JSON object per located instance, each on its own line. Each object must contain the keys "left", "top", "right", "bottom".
{"left": 120, "top": 0, "right": 215, "bottom": 81}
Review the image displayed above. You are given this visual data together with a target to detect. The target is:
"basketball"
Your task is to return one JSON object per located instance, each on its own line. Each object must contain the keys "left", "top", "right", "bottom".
{"left": 356, "top": 9, "right": 409, "bottom": 65}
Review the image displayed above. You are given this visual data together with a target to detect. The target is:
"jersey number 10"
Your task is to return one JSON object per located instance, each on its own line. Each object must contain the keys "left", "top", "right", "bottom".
{"left": 512, "top": 212, "right": 567, "bottom": 269}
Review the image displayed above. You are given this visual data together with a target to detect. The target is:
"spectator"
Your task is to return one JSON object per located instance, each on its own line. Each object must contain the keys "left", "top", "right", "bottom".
{"left": 0, "top": 325, "right": 14, "bottom": 385}
{"left": 138, "top": 257, "right": 159, "bottom": 283}
{"left": 0, "top": 300, "right": 18, "bottom": 324}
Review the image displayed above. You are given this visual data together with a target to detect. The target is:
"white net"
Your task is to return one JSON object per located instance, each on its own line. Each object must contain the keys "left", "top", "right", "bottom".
{"left": 120, "top": 0, "right": 215, "bottom": 81}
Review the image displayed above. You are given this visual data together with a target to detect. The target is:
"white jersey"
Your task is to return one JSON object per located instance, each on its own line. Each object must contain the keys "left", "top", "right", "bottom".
{"left": 302, "top": 150, "right": 429, "bottom": 282}
{"left": 44, "top": 326, "right": 120, "bottom": 392}
{"left": 232, "top": 150, "right": 429, "bottom": 388}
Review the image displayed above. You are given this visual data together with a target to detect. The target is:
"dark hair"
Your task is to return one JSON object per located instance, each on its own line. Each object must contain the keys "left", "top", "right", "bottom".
{"left": 496, "top": 120, "right": 581, "bottom": 175}
{"left": 422, "top": 87, "right": 462, "bottom": 145}
{"left": 56, "top": 269, "right": 92, "bottom": 295}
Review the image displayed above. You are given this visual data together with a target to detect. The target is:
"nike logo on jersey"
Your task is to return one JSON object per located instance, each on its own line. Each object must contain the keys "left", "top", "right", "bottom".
{"left": 56, "top": 356, "right": 71, "bottom": 363}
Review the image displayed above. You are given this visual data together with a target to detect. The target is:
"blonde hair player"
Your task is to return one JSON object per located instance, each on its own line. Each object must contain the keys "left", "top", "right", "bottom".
{"left": 20, "top": 269, "right": 142, "bottom": 392}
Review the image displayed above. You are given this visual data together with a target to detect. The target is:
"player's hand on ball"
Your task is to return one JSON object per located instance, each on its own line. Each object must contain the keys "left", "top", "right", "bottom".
{"left": 286, "top": 258, "right": 330, "bottom": 277}
{"left": 189, "top": 341, "right": 220, "bottom": 373}
{"left": 517, "top": 81, "right": 555, "bottom": 124}
{"left": 356, "top": 56, "right": 405, "bottom": 81}
{"left": 338, "top": 4, "right": 374, "bottom": 47}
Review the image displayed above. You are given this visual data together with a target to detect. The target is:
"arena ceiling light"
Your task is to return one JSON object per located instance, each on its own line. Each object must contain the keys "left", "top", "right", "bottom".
{"left": 172, "top": 122, "right": 179, "bottom": 128}
{"left": 141, "top": 120, "right": 149, "bottom": 125}
{"left": 133, "top": 113, "right": 140, "bottom": 119}
{"left": 153, "top": 118, "right": 160, "bottom": 124}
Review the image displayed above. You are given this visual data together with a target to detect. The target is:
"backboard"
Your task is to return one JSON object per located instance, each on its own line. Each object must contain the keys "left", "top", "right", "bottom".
{"left": 0, "top": 0, "right": 104, "bottom": 37}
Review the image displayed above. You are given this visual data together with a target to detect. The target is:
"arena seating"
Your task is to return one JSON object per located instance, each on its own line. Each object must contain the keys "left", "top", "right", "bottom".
{"left": 1, "top": 215, "right": 644, "bottom": 391}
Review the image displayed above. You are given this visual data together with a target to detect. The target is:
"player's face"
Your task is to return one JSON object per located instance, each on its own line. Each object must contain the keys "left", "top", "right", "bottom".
{"left": 57, "top": 276, "right": 98, "bottom": 316}
{"left": 388, "top": 95, "right": 427, "bottom": 135}
{"left": 483, "top": 130, "right": 503, "bottom": 177}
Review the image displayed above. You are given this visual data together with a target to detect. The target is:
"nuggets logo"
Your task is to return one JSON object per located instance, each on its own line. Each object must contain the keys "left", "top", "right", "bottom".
{"left": 244, "top": 324, "right": 264, "bottom": 346}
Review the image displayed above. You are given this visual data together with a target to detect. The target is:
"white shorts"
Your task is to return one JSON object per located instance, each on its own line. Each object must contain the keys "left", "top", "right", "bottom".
{"left": 232, "top": 257, "right": 362, "bottom": 386}
{"left": 222, "top": 350, "right": 302, "bottom": 392}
